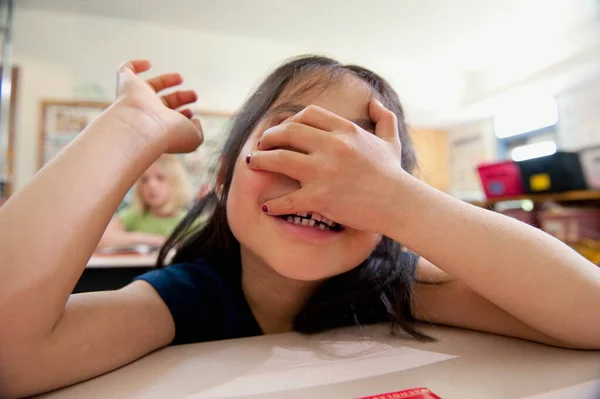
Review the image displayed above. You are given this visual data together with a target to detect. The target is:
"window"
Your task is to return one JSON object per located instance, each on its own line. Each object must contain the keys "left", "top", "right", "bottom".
{"left": 494, "top": 96, "right": 558, "bottom": 161}
{"left": 511, "top": 140, "right": 557, "bottom": 161}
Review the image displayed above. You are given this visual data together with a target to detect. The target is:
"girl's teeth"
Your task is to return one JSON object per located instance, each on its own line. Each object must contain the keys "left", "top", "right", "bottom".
{"left": 280, "top": 213, "right": 341, "bottom": 231}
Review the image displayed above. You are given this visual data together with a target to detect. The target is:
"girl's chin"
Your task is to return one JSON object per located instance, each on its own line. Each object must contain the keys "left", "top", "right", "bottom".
{"left": 268, "top": 260, "right": 349, "bottom": 282}
{"left": 272, "top": 269, "right": 331, "bottom": 282}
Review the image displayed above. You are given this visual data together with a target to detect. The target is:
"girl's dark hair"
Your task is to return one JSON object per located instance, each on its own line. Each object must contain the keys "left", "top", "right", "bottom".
{"left": 158, "top": 55, "right": 430, "bottom": 341}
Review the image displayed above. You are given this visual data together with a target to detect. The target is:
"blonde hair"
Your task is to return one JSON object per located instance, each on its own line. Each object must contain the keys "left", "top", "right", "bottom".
{"left": 132, "top": 154, "right": 192, "bottom": 215}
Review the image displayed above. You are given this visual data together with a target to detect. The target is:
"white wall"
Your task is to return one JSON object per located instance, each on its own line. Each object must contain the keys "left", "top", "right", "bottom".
{"left": 11, "top": 8, "right": 600, "bottom": 195}
{"left": 12, "top": 8, "right": 303, "bottom": 189}
{"left": 11, "top": 8, "right": 468, "bottom": 190}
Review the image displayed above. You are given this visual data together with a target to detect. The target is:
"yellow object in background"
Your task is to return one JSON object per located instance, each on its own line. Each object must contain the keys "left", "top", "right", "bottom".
{"left": 570, "top": 240, "right": 600, "bottom": 266}
{"left": 530, "top": 173, "right": 551, "bottom": 191}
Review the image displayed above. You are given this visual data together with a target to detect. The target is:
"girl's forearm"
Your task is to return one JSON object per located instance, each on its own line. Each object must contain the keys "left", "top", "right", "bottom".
{"left": 0, "top": 103, "right": 165, "bottom": 338}
{"left": 386, "top": 174, "right": 600, "bottom": 347}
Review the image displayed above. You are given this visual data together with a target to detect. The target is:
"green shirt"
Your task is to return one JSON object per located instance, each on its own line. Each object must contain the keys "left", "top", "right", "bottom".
{"left": 118, "top": 206, "right": 186, "bottom": 237}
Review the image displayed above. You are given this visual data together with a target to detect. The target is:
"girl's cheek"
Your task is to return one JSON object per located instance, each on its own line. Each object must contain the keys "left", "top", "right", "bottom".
{"left": 240, "top": 168, "right": 298, "bottom": 204}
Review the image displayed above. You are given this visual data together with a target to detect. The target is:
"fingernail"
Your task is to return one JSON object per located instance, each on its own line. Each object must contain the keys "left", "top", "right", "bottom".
{"left": 374, "top": 98, "right": 383, "bottom": 106}
{"left": 262, "top": 205, "right": 269, "bottom": 213}
{"left": 246, "top": 154, "right": 252, "bottom": 164}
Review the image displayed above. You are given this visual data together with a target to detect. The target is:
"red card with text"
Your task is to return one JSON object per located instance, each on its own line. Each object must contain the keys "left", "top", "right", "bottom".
{"left": 356, "top": 387, "right": 442, "bottom": 399}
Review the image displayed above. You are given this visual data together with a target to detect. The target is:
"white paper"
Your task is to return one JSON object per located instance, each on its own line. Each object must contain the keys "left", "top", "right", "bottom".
{"left": 185, "top": 340, "right": 456, "bottom": 398}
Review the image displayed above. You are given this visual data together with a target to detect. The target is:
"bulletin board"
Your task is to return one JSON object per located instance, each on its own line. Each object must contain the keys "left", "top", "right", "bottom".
{"left": 38, "top": 102, "right": 234, "bottom": 198}
{"left": 39, "top": 100, "right": 110, "bottom": 168}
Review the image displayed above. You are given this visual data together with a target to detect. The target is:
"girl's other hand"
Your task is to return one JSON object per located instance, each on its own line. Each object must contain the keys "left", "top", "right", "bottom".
{"left": 115, "top": 59, "right": 204, "bottom": 153}
{"left": 246, "top": 99, "right": 408, "bottom": 234}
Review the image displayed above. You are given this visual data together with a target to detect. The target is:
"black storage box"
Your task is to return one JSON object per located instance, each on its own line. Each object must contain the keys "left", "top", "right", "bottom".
{"left": 516, "top": 151, "right": 587, "bottom": 194}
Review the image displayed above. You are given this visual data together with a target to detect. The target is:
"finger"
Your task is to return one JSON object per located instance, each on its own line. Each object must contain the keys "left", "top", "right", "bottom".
{"left": 119, "top": 59, "right": 152, "bottom": 75}
{"left": 258, "top": 122, "right": 327, "bottom": 153}
{"left": 180, "top": 109, "right": 193, "bottom": 119}
{"left": 281, "top": 115, "right": 295, "bottom": 124}
{"left": 369, "top": 98, "right": 398, "bottom": 141}
{"left": 246, "top": 150, "right": 312, "bottom": 182}
{"left": 262, "top": 188, "right": 313, "bottom": 216}
{"left": 146, "top": 73, "right": 183, "bottom": 93}
{"left": 116, "top": 61, "right": 152, "bottom": 95}
{"left": 161, "top": 90, "right": 198, "bottom": 110}
{"left": 291, "top": 105, "right": 354, "bottom": 132}
{"left": 192, "top": 119, "right": 204, "bottom": 144}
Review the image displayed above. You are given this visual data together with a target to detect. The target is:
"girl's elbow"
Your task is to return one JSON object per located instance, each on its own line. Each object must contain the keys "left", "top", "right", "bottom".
{"left": 566, "top": 340, "right": 600, "bottom": 351}
{"left": 0, "top": 350, "right": 33, "bottom": 399}
{"left": 549, "top": 333, "right": 600, "bottom": 350}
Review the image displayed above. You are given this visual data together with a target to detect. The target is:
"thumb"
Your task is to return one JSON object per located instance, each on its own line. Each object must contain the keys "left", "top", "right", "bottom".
{"left": 262, "top": 188, "right": 311, "bottom": 216}
{"left": 115, "top": 67, "right": 135, "bottom": 98}
{"left": 118, "top": 59, "right": 152, "bottom": 78}
{"left": 369, "top": 98, "right": 398, "bottom": 141}
{"left": 116, "top": 59, "right": 151, "bottom": 97}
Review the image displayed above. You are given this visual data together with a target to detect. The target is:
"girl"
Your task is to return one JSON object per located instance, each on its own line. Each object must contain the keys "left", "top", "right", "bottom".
{"left": 97, "top": 154, "right": 192, "bottom": 250}
{"left": 0, "top": 56, "right": 599, "bottom": 398}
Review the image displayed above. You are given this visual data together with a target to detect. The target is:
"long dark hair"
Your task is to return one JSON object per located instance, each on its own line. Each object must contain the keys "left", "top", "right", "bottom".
{"left": 158, "top": 55, "right": 430, "bottom": 341}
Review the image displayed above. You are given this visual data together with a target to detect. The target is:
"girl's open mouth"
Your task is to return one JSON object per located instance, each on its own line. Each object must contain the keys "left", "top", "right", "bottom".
{"left": 276, "top": 212, "right": 344, "bottom": 232}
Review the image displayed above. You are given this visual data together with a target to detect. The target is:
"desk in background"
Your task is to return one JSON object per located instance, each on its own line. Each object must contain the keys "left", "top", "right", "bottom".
{"left": 37, "top": 324, "right": 600, "bottom": 398}
{"left": 73, "top": 253, "right": 158, "bottom": 293}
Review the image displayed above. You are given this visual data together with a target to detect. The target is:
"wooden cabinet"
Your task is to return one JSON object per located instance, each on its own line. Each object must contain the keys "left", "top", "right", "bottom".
{"left": 409, "top": 128, "right": 450, "bottom": 192}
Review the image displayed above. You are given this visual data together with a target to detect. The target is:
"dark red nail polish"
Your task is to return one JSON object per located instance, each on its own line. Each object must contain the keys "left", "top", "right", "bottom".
{"left": 246, "top": 154, "right": 252, "bottom": 164}
{"left": 262, "top": 205, "right": 269, "bottom": 213}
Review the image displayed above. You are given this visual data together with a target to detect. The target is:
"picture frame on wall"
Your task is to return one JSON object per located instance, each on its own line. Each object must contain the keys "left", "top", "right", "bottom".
{"left": 39, "top": 100, "right": 110, "bottom": 168}
{"left": 184, "top": 110, "right": 234, "bottom": 198}
{"left": 0, "top": 66, "right": 19, "bottom": 200}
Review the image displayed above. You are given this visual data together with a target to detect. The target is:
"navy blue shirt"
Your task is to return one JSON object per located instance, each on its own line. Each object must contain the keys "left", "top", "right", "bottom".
{"left": 134, "top": 259, "right": 263, "bottom": 345}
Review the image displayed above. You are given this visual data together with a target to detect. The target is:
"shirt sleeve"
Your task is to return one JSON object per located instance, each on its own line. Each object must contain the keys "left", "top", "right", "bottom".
{"left": 133, "top": 262, "right": 235, "bottom": 345}
{"left": 117, "top": 206, "right": 137, "bottom": 231}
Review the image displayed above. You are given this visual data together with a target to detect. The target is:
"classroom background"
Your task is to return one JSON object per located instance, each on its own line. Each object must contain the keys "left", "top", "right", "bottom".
{"left": 1, "top": 1, "right": 600, "bottom": 398}
{"left": 0, "top": 0, "right": 600, "bottom": 270}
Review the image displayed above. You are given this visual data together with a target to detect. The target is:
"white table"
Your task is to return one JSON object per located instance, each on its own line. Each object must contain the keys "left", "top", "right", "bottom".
{"left": 38, "top": 324, "right": 600, "bottom": 399}
{"left": 86, "top": 253, "right": 159, "bottom": 269}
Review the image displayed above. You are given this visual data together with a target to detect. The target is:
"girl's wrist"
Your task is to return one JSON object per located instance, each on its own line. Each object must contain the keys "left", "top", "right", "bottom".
{"left": 382, "top": 172, "right": 431, "bottom": 241}
{"left": 108, "top": 100, "right": 170, "bottom": 154}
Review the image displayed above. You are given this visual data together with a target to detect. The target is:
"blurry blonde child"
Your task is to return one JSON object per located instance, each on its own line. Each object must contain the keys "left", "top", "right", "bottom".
{"left": 97, "top": 154, "right": 192, "bottom": 249}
